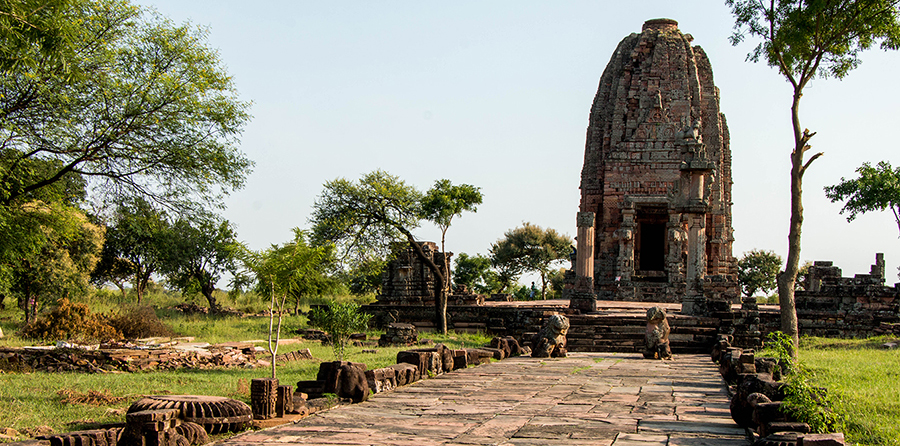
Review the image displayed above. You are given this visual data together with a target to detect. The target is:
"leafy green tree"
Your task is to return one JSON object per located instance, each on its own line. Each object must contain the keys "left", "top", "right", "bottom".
{"left": 241, "top": 228, "right": 336, "bottom": 378}
{"left": 0, "top": 0, "right": 93, "bottom": 73}
{"left": 249, "top": 229, "right": 338, "bottom": 315}
{"left": 341, "top": 257, "right": 386, "bottom": 297}
{"left": 92, "top": 198, "right": 170, "bottom": 303}
{"left": 7, "top": 203, "right": 104, "bottom": 322}
{"left": 420, "top": 179, "right": 483, "bottom": 298}
{"left": 489, "top": 223, "right": 571, "bottom": 299}
{"left": 727, "top": 0, "right": 900, "bottom": 354}
{"left": 308, "top": 301, "right": 371, "bottom": 361}
{"left": 737, "top": 250, "right": 783, "bottom": 298}
{"left": 311, "top": 170, "right": 453, "bottom": 334}
{"left": 824, "top": 161, "right": 900, "bottom": 236}
{"left": 159, "top": 217, "right": 240, "bottom": 312}
{"left": 420, "top": 180, "right": 482, "bottom": 254}
{"left": 453, "top": 252, "right": 496, "bottom": 293}
{"left": 0, "top": 0, "right": 252, "bottom": 213}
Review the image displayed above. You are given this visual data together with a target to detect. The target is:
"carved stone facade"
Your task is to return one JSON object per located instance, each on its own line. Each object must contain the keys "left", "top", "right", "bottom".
{"left": 376, "top": 241, "right": 450, "bottom": 306}
{"left": 579, "top": 18, "right": 738, "bottom": 308}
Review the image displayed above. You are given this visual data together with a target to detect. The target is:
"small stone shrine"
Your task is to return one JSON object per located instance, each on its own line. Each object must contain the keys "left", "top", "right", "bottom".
{"left": 579, "top": 18, "right": 738, "bottom": 312}
{"left": 376, "top": 241, "right": 451, "bottom": 306}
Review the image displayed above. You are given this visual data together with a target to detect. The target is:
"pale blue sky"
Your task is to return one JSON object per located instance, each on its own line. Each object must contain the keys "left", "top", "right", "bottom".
{"left": 135, "top": 0, "right": 900, "bottom": 284}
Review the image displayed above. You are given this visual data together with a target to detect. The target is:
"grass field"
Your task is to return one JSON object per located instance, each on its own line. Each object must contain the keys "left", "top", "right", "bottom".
{"left": 0, "top": 292, "right": 490, "bottom": 441}
{"left": 799, "top": 336, "right": 900, "bottom": 446}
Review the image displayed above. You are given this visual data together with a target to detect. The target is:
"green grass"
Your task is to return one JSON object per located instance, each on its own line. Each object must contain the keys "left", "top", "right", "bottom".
{"left": 0, "top": 292, "right": 492, "bottom": 440}
{"left": 799, "top": 336, "right": 900, "bottom": 446}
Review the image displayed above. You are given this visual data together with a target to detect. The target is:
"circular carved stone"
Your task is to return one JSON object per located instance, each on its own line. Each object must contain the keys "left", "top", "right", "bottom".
{"left": 175, "top": 422, "right": 209, "bottom": 445}
{"left": 127, "top": 395, "right": 251, "bottom": 434}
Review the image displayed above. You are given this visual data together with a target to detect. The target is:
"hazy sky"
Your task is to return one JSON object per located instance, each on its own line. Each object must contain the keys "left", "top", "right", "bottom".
{"left": 134, "top": 0, "right": 899, "bottom": 284}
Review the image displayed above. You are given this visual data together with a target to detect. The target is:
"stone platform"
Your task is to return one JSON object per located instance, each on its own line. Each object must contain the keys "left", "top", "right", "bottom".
{"left": 223, "top": 352, "right": 748, "bottom": 446}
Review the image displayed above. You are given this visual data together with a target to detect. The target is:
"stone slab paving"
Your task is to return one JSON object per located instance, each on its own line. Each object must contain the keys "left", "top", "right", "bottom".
{"left": 223, "top": 353, "right": 748, "bottom": 446}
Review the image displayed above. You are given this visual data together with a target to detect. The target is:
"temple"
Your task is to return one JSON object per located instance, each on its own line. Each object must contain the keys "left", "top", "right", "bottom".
{"left": 578, "top": 19, "right": 738, "bottom": 310}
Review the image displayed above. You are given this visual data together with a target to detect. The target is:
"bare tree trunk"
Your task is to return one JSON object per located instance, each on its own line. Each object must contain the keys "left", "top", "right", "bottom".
{"left": 778, "top": 91, "right": 821, "bottom": 357}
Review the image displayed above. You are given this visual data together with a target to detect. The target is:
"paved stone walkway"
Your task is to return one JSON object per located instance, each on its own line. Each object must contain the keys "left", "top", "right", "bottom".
{"left": 224, "top": 353, "right": 748, "bottom": 446}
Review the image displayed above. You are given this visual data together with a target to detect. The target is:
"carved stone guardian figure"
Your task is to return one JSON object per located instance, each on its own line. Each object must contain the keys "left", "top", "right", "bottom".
{"left": 643, "top": 306, "right": 672, "bottom": 359}
{"left": 531, "top": 314, "right": 570, "bottom": 358}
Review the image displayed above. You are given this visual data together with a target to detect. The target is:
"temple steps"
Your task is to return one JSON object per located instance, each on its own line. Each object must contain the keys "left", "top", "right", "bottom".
{"left": 562, "top": 312, "right": 720, "bottom": 354}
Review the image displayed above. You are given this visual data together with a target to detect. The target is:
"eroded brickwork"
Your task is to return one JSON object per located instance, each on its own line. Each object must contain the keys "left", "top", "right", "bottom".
{"left": 580, "top": 18, "right": 737, "bottom": 305}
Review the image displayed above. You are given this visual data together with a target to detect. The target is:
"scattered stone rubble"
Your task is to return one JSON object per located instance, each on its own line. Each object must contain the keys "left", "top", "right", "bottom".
{"left": 0, "top": 340, "right": 262, "bottom": 373}
{"left": 377, "top": 322, "right": 418, "bottom": 346}
{"left": 712, "top": 335, "right": 849, "bottom": 446}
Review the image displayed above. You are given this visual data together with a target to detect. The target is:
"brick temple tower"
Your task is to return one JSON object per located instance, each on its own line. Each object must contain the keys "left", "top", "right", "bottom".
{"left": 579, "top": 19, "right": 738, "bottom": 309}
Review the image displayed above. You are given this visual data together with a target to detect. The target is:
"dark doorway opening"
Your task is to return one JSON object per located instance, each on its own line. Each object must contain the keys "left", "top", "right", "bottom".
{"left": 635, "top": 206, "right": 667, "bottom": 280}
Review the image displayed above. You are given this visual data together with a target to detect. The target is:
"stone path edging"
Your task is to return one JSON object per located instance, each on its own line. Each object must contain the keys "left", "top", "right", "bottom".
{"left": 223, "top": 353, "right": 749, "bottom": 446}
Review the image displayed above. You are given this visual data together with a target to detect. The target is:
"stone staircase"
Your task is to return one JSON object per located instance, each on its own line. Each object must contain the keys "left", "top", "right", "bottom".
{"left": 561, "top": 312, "right": 721, "bottom": 354}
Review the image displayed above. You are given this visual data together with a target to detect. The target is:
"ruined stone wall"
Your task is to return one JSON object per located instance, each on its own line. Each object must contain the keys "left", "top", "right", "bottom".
{"left": 754, "top": 254, "right": 900, "bottom": 339}
{"left": 579, "top": 18, "right": 737, "bottom": 303}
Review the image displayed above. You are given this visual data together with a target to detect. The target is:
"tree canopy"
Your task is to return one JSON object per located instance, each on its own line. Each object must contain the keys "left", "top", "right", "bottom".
{"left": 489, "top": 222, "right": 571, "bottom": 299}
{"left": 453, "top": 252, "right": 496, "bottom": 294}
{"left": 737, "top": 249, "right": 783, "bottom": 298}
{"left": 727, "top": 0, "right": 900, "bottom": 354}
{"left": 824, "top": 160, "right": 900, "bottom": 236}
{"left": 0, "top": 0, "right": 253, "bottom": 213}
{"left": 311, "top": 170, "right": 468, "bottom": 334}
{"left": 92, "top": 198, "right": 170, "bottom": 303}
{"left": 159, "top": 217, "right": 240, "bottom": 312}
{"left": 420, "top": 179, "right": 482, "bottom": 253}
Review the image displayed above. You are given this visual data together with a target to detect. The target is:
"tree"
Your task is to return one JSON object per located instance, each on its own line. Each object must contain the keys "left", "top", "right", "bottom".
{"left": 453, "top": 252, "right": 496, "bottom": 293}
{"left": 7, "top": 202, "right": 104, "bottom": 322}
{"left": 489, "top": 223, "right": 571, "bottom": 299}
{"left": 824, "top": 160, "right": 900, "bottom": 236}
{"left": 159, "top": 217, "right": 240, "bottom": 312}
{"left": 737, "top": 250, "right": 783, "bottom": 298}
{"left": 248, "top": 229, "right": 338, "bottom": 315}
{"left": 0, "top": 0, "right": 253, "bottom": 214}
{"left": 340, "top": 257, "right": 386, "bottom": 297}
{"left": 241, "top": 228, "right": 336, "bottom": 378}
{"left": 92, "top": 198, "right": 170, "bottom": 303}
{"left": 727, "top": 0, "right": 900, "bottom": 354}
{"left": 420, "top": 180, "right": 482, "bottom": 254}
{"left": 420, "top": 179, "right": 482, "bottom": 298}
{"left": 310, "top": 170, "right": 453, "bottom": 334}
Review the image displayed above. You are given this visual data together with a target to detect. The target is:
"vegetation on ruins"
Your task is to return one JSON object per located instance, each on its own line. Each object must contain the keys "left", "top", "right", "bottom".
{"left": 420, "top": 179, "right": 483, "bottom": 295}
{"left": 727, "top": 0, "right": 900, "bottom": 354}
{"left": 737, "top": 249, "right": 783, "bottom": 298}
{"left": 825, "top": 160, "right": 900, "bottom": 237}
{"left": 311, "top": 170, "right": 481, "bottom": 334}
{"left": 489, "top": 223, "right": 571, "bottom": 299}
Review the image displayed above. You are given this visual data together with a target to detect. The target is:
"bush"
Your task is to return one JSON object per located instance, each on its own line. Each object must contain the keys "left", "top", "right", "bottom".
{"left": 308, "top": 301, "right": 371, "bottom": 361}
{"left": 20, "top": 298, "right": 121, "bottom": 343}
{"left": 108, "top": 306, "right": 175, "bottom": 339}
